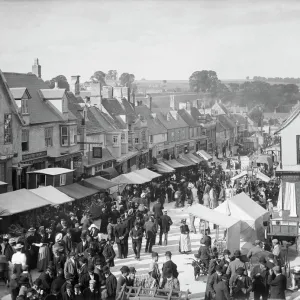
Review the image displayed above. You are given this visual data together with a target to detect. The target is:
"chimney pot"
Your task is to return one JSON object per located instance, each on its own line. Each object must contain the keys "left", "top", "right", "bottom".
{"left": 54, "top": 82, "right": 58, "bottom": 89}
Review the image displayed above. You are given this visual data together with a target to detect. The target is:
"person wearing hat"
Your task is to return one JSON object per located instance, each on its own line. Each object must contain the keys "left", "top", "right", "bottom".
{"left": 152, "top": 199, "right": 164, "bottom": 244}
{"left": 247, "top": 240, "right": 263, "bottom": 260}
{"left": 144, "top": 215, "right": 157, "bottom": 253}
{"left": 38, "top": 266, "right": 54, "bottom": 294}
{"left": 80, "top": 264, "right": 100, "bottom": 290}
{"left": 2, "top": 234, "right": 14, "bottom": 262}
{"left": 11, "top": 243, "right": 26, "bottom": 267}
{"left": 229, "top": 267, "right": 252, "bottom": 300}
{"left": 179, "top": 219, "right": 191, "bottom": 254}
{"left": 77, "top": 256, "right": 89, "bottom": 282}
{"left": 205, "top": 264, "right": 224, "bottom": 299}
{"left": 114, "top": 217, "right": 128, "bottom": 259}
{"left": 110, "top": 205, "right": 120, "bottom": 225}
{"left": 272, "top": 239, "right": 284, "bottom": 267}
{"left": 102, "top": 265, "right": 117, "bottom": 300}
{"left": 250, "top": 256, "right": 269, "bottom": 300}
{"left": 63, "top": 228, "right": 74, "bottom": 256}
{"left": 103, "top": 239, "right": 116, "bottom": 267}
{"left": 18, "top": 276, "right": 30, "bottom": 297}
{"left": 160, "top": 269, "right": 180, "bottom": 292}
{"left": 162, "top": 251, "right": 178, "bottom": 279}
{"left": 50, "top": 268, "right": 65, "bottom": 293}
{"left": 226, "top": 250, "right": 247, "bottom": 280}
{"left": 73, "top": 284, "right": 83, "bottom": 300}
{"left": 76, "top": 233, "right": 90, "bottom": 256}
{"left": 219, "top": 250, "right": 232, "bottom": 274}
{"left": 214, "top": 274, "right": 230, "bottom": 300}
{"left": 107, "top": 218, "right": 115, "bottom": 242}
{"left": 116, "top": 266, "right": 130, "bottom": 296}
{"left": 268, "top": 266, "right": 287, "bottom": 300}
{"left": 160, "top": 209, "right": 173, "bottom": 246}
{"left": 62, "top": 283, "right": 74, "bottom": 300}
{"left": 127, "top": 267, "right": 137, "bottom": 287}
{"left": 130, "top": 222, "right": 143, "bottom": 260}
{"left": 267, "top": 198, "right": 274, "bottom": 217}
{"left": 64, "top": 251, "right": 77, "bottom": 279}
{"left": 83, "top": 279, "right": 100, "bottom": 300}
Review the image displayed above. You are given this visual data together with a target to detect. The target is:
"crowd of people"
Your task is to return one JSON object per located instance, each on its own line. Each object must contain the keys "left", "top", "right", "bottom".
{"left": 0, "top": 158, "right": 285, "bottom": 300}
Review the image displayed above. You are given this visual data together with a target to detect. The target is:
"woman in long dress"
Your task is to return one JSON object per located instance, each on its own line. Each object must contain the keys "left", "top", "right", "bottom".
{"left": 35, "top": 226, "right": 51, "bottom": 272}
{"left": 179, "top": 219, "right": 191, "bottom": 254}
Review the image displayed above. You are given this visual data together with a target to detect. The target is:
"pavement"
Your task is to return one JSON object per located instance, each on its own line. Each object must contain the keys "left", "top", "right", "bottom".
{"left": 1, "top": 201, "right": 300, "bottom": 299}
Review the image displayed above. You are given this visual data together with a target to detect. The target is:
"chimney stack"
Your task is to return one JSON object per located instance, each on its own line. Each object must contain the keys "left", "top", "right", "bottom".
{"left": 70, "top": 75, "right": 80, "bottom": 96}
{"left": 54, "top": 82, "right": 58, "bottom": 89}
{"left": 32, "top": 58, "right": 41, "bottom": 78}
{"left": 149, "top": 95, "right": 152, "bottom": 111}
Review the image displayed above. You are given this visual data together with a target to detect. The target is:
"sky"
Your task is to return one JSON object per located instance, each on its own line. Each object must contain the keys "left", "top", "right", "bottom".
{"left": 1, "top": 0, "right": 300, "bottom": 82}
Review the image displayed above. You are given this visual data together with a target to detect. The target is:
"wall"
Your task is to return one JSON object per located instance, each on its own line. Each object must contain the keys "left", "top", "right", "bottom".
{"left": 106, "top": 132, "right": 121, "bottom": 158}
{"left": 280, "top": 115, "right": 300, "bottom": 166}
{"left": 152, "top": 133, "right": 167, "bottom": 144}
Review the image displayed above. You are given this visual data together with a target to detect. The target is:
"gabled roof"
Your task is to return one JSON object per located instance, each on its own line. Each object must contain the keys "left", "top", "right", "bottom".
{"left": 156, "top": 111, "right": 188, "bottom": 130}
{"left": 177, "top": 109, "right": 198, "bottom": 127}
{"left": 88, "top": 106, "right": 118, "bottom": 132}
{"left": 218, "top": 102, "right": 229, "bottom": 114}
{"left": 230, "top": 113, "right": 247, "bottom": 125}
{"left": 3, "top": 72, "right": 64, "bottom": 124}
{"left": 9, "top": 87, "right": 31, "bottom": 100}
{"left": 275, "top": 104, "right": 300, "bottom": 134}
{"left": 135, "top": 105, "right": 167, "bottom": 135}
{"left": 217, "top": 114, "right": 236, "bottom": 129}
{"left": 39, "top": 89, "right": 66, "bottom": 100}
{"left": 102, "top": 99, "right": 126, "bottom": 116}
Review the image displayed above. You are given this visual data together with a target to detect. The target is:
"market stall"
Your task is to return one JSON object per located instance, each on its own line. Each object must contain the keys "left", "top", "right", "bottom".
{"left": 112, "top": 172, "right": 150, "bottom": 185}
{"left": 253, "top": 154, "right": 273, "bottom": 170}
{"left": 133, "top": 168, "right": 161, "bottom": 180}
{"left": 164, "top": 159, "right": 185, "bottom": 169}
{"left": 176, "top": 157, "right": 195, "bottom": 167}
{"left": 215, "top": 192, "right": 269, "bottom": 242}
{"left": 0, "top": 181, "right": 8, "bottom": 194}
{"left": 196, "top": 150, "right": 212, "bottom": 161}
{"left": 152, "top": 162, "right": 175, "bottom": 173}
{"left": 57, "top": 183, "right": 99, "bottom": 200}
{"left": 231, "top": 170, "right": 248, "bottom": 182}
{"left": 82, "top": 176, "right": 119, "bottom": 191}
{"left": 97, "top": 167, "right": 119, "bottom": 180}
{"left": 30, "top": 186, "right": 74, "bottom": 205}
{"left": 184, "top": 153, "right": 202, "bottom": 164}
{"left": 187, "top": 204, "right": 241, "bottom": 253}
{"left": 256, "top": 171, "right": 271, "bottom": 183}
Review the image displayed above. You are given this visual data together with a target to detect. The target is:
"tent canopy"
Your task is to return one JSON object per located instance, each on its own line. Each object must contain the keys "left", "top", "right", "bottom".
{"left": 31, "top": 168, "right": 74, "bottom": 175}
{"left": 255, "top": 155, "right": 273, "bottom": 168}
{"left": 164, "top": 159, "right": 185, "bottom": 169}
{"left": 30, "top": 186, "right": 74, "bottom": 205}
{"left": 112, "top": 172, "right": 150, "bottom": 185}
{"left": 98, "top": 167, "right": 119, "bottom": 179}
{"left": 177, "top": 157, "right": 195, "bottom": 167}
{"left": 215, "top": 192, "right": 269, "bottom": 241}
{"left": 187, "top": 204, "right": 240, "bottom": 228}
{"left": 197, "top": 150, "right": 212, "bottom": 161}
{"left": 0, "top": 189, "right": 52, "bottom": 216}
{"left": 152, "top": 162, "right": 175, "bottom": 173}
{"left": 83, "top": 176, "right": 119, "bottom": 191}
{"left": 57, "top": 183, "right": 98, "bottom": 199}
{"left": 185, "top": 153, "right": 202, "bottom": 164}
{"left": 133, "top": 168, "right": 161, "bottom": 180}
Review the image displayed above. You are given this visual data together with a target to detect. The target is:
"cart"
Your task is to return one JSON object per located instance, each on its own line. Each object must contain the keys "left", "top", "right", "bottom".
{"left": 117, "top": 285, "right": 189, "bottom": 300}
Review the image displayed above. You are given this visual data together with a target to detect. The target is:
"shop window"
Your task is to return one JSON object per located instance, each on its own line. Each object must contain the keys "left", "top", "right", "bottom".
{"left": 4, "top": 113, "right": 12, "bottom": 144}
{"left": 103, "top": 161, "right": 113, "bottom": 169}
{"left": 61, "top": 126, "right": 69, "bottom": 146}
{"left": 135, "top": 137, "right": 139, "bottom": 144}
{"left": 45, "top": 127, "right": 53, "bottom": 147}
{"left": 149, "top": 135, "right": 153, "bottom": 143}
{"left": 142, "top": 130, "right": 146, "bottom": 142}
{"left": 171, "top": 131, "right": 175, "bottom": 142}
{"left": 121, "top": 133, "right": 126, "bottom": 143}
{"left": 22, "top": 129, "right": 29, "bottom": 152}
{"left": 60, "top": 174, "right": 66, "bottom": 186}
{"left": 21, "top": 99, "right": 28, "bottom": 114}
{"left": 95, "top": 165, "right": 103, "bottom": 172}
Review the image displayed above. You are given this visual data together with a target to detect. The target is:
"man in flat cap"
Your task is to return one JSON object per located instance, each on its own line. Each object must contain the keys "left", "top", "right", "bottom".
{"left": 116, "top": 266, "right": 129, "bottom": 296}
{"left": 229, "top": 267, "right": 252, "bottom": 300}
{"left": 268, "top": 266, "right": 287, "bottom": 300}
{"left": 162, "top": 251, "right": 178, "bottom": 279}
{"left": 103, "top": 266, "right": 117, "bottom": 300}
{"left": 160, "top": 209, "right": 173, "bottom": 246}
{"left": 114, "top": 218, "right": 128, "bottom": 259}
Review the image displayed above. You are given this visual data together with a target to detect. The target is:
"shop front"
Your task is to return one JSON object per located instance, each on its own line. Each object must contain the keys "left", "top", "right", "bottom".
{"left": 197, "top": 138, "right": 208, "bottom": 152}
{"left": 48, "top": 151, "right": 82, "bottom": 174}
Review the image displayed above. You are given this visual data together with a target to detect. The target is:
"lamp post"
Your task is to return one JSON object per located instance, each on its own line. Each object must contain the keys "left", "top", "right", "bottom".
{"left": 16, "top": 163, "right": 22, "bottom": 190}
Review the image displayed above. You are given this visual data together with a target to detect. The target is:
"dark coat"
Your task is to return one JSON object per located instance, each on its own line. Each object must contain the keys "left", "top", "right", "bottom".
{"left": 114, "top": 223, "right": 128, "bottom": 244}
{"left": 268, "top": 273, "right": 286, "bottom": 299}
{"left": 107, "top": 223, "right": 115, "bottom": 241}
{"left": 144, "top": 221, "right": 157, "bottom": 239}
{"left": 251, "top": 264, "right": 269, "bottom": 292}
{"left": 45, "top": 294, "right": 63, "bottom": 300}
{"left": 106, "top": 273, "right": 117, "bottom": 298}
{"left": 152, "top": 202, "right": 163, "bottom": 219}
{"left": 38, "top": 272, "right": 53, "bottom": 292}
{"left": 80, "top": 272, "right": 100, "bottom": 290}
{"left": 76, "top": 241, "right": 89, "bottom": 255}
{"left": 116, "top": 275, "right": 128, "bottom": 296}
{"left": 110, "top": 210, "right": 120, "bottom": 224}
{"left": 207, "top": 272, "right": 222, "bottom": 295}
{"left": 162, "top": 260, "right": 178, "bottom": 278}
{"left": 62, "top": 292, "right": 74, "bottom": 300}
{"left": 214, "top": 280, "right": 231, "bottom": 300}
{"left": 51, "top": 275, "right": 65, "bottom": 292}
{"left": 83, "top": 288, "right": 100, "bottom": 300}
{"left": 160, "top": 215, "right": 173, "bottom": 233}
{"left": 103, "top": 244, "right": 116, "bottom": 267}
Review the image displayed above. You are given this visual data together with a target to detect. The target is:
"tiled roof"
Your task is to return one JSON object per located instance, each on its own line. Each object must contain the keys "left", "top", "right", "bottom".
{"left": 156, "top": 112, "right": 188, "bottom": 130}
{"left": 216, "top": 120, "right": 227, "bottom": 132}
{"left": 88, "top": 106, "right": 117, "bottom": 132}
{"left": 177, "top": 109, "right": 198, "bottom": 127}
{"left": 218, "top": 102, "right": 229, "bottom": 114}
{"left": 151, "top": 93, "right": 199, "bottom": 109}
{"left": 9, "top": 87, "right": 28, "bottom": 100}
{"left": 217, "top": 114, "right": 236, "bottom": 129}
{"left": 102, "top": 99, "right": 126, "bottom": 116}
{"left": 39, "top": 89, "right": 65, "bottom": 99}
{"left": 4, "top": 72, "right": 64, "bottom": 124}
{"left": 135, "top": 105, "right": 167, "bottom": 135}
{"left": 152, "top": 107, "right": 172, "bottom": 114}
{"left": 275, "top": 103, "right": 300, "bottom": 134}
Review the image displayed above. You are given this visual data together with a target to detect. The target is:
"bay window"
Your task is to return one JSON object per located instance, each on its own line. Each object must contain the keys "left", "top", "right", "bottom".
{"left": 61, "top": 126, "right": 77, "bottom": 146}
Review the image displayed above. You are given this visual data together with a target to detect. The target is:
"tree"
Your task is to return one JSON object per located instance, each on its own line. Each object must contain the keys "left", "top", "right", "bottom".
{"left": 106, "top": 70, "right": 118, "bottom": 81}
{"left": 249, "top": 106, "right": 264, "bottom": 127}
{"left": 228, "top": 83, "right": 240, "bottom": 93}
{"left": 162, "top": 80, "right": 167, "bottom": 84}
{"left": 246, "top": 76, "right": 250, "bottom": 80}
{"left": 45, "top": 75, "right": 70, "bottom": 91}
{"left": 189, "top": 70, "right": 219, "bottom": 94}
{"left": 90, "top": 71, "right": 106, "bottom": 85}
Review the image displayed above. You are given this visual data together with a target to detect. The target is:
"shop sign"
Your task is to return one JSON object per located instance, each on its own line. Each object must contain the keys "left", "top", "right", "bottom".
{"left": 22, "top": 151, "right": 47, "bottom": 161}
